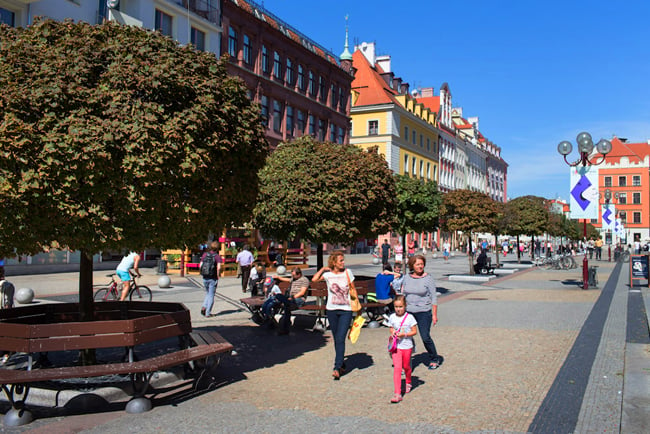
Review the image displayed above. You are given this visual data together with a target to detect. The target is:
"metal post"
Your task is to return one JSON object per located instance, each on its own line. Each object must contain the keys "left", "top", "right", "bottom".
{"left": 608, "top": 245, "right": 611, "bottom": 262}
{"left": 583, "top": 220, "right": 589, "bottom": 290}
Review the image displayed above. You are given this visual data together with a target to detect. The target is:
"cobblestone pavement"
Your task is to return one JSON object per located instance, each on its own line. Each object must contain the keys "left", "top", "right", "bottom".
{"left": 1, "top": 252, "right": 648, "bottom": 433}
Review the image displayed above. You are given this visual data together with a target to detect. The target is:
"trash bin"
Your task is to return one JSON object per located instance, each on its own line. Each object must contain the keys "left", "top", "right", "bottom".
{"left": 588, "top": 266, "right": 598, "bottom": 287}
{"left": 157, "top": 259, "right": 168, "bottom": 275}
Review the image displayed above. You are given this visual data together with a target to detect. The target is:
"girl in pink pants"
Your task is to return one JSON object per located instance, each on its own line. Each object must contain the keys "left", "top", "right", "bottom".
{"left": 388, "top": 295, "right": 418, "bottom": 403}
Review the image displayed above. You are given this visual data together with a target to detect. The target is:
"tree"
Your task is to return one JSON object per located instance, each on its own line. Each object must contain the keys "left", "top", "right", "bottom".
{"left": 253, "top": 138, "right": 397, "bottom": 269}
{"left": 440, "top": 189, "right": 501, "bottom": 274}
{"left": 393, "top": 174, "right": 442, "bottom": 250}
{"left": 0, "top": 20, "right": 268, "bottom": 321}
{"left": 505, "top": 196, "right": 549, "bottom": 262}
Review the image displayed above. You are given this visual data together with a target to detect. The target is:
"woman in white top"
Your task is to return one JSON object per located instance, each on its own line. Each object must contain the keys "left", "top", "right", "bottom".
{"left": 312, "top": 251, "right": 354, "bottom": 380}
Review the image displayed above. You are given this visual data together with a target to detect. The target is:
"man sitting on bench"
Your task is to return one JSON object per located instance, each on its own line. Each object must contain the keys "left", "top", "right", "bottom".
{"left": 474, "top": 249, "right": 491, "bottom": 274}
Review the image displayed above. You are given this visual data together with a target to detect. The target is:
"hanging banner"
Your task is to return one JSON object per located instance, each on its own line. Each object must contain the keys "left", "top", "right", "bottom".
{"left": 569, "top": 166, "right": 599, "bottom": 219}
{"left": 601, "top": 204, "right": 616, "bottom": 231}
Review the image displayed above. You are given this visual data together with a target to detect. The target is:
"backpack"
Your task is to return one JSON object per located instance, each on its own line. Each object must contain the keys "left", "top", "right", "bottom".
{"left": 200, "top": 253, "right": 218, "bottom": 278}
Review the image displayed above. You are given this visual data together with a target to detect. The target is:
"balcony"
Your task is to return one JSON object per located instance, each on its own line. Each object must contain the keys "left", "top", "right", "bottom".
{"left": 174, "top": 0, "right": 219, "bottom": 24}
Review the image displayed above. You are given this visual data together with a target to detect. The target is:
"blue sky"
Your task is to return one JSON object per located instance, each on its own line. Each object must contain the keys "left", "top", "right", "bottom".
{"left": 259, "top": 0, "right": 650, "bottom": 200}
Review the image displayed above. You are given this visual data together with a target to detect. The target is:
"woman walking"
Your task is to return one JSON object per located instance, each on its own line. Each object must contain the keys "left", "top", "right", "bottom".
{"left": 401, "top": 254, "right": 443, "bottom": 369}
{"left": 313, "top": 251, "right": 354, "bottom": 380}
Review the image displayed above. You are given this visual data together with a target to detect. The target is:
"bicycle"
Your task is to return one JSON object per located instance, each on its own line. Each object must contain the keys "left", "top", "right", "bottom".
{"left": 94, "top": 272, "right": 152, "bottom": 302}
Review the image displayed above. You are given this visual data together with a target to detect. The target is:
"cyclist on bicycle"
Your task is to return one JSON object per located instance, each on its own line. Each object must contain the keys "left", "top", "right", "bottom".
{"left": 116, "top": 251, "right": 141, "bottom": 301}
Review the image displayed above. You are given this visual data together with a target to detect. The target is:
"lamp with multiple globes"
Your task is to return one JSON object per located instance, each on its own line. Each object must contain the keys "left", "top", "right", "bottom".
{"left": 557, "top": 132, "right": 612, "bottom": 289}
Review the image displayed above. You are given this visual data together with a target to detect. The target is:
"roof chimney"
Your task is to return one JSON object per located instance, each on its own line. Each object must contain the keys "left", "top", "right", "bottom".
{"left": 420, "top": 87, "right": 434, "bottom": 97}
{"left": 376, "top": 55, "right": 391, "bottom": 73}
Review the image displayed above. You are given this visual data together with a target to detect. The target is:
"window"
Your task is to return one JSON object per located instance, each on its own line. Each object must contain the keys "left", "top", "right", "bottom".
{"left": 427, "top": 162, "right": 431, "bottom": 179}
{"left": 419, "top": 161, "right": 423, "bottom": 178}
{"left": 339, "top": 88, "right": 347, "bottom": 112}
{"left": 330, "top": 124, "right": 336, "bottom": 142}
{"left": 286, "top": 105, "right": 294, "bottom": 137}
{"left": 191, "top": 27, "right": 205, "bottom": 51}
{"left": 331, "top": 84, "right": 338, "bottom": 109}
{"left": 633, "top": 192, "right": 641, "bottom": 204}
{"left": 368, "top": 120, "right": 379, "bottom": 136}
{"left": 412, "top": 130, "right": 416, "bottom": 144}
{"left": 309, "top": 115, "right": 316, "bottom": 136}
{"left": 154, "top": 9, "right": 173, "bottom": 37}
{"left": 297, "top": 65, "right": 305, "bottom": 91}
{"left": 243, "top": 34, "right": 252, "bottom": 64}
{"left": 411, "top": 157, "right": 416, "bottom": 175}
{"left": 260, "top": 95, "right": 269, "bottom": 127}
{"left": 619, "top": 192, "right": 627, "bottom": 204}
{"left": 427, "top": 138, "right": 430, "bottom": 151}
{"left": 338, "top": 126, "right": 345, "bottom": 144}
{"left": 633, "top": 175, "right": 641, "bottom": 186}
{"left": 272, "top": 100, "right": 283, "bottom": 133}
{"left": 620, "top": 211, "right": 627, "bottom": 224}
{"left": 308, "top": 71, "right": 316, "bottom": 96}
{"left": 296, "top": 110, "right": 305, "bottom": 135}
{"left": 261, "top": 45, "right": 270, "bottom": 73}
{"left": 1, "top": 7, "right": 15, "bottom": 26}
{"left": 433, "top": 165, "right": 437, "bottom": 180}
{"left": 634, "top": 212, "right": 642, "bottom": 224}
{"left": 286, "top": 58, "right": 294, "bottom": 85}
{"left": 228, "top": 27, "right": 238, "bottom": 57}
{"left": 404, "top": 154, "right": 409, "bottom": 175}
{"left": 619, "top": 176, "right": 627, "bottom": 187}
{"left": 318, "top": 119, "right": 326, "bottom": 141}
{"left": 319, "top": 76, "right": 327, "bottom": 103}
{"left": 404, "top": 126, "right": 409, "bottom": 140}
{"left": 604, "top": 176, "right": 612, "bottom": 187}
{"left": 273, "top": 51, "right": 281, "bottom": 79}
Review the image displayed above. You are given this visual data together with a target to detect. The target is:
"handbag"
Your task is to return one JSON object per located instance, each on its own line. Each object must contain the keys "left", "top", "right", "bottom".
{"left": 348, "top": 314, "right": 366, "bottom": 343}
{"left": 387, "top": 313, "right": 409, "bottom": 354}
{"left": 347, "top": 270, "right": 362, "bottom": 312}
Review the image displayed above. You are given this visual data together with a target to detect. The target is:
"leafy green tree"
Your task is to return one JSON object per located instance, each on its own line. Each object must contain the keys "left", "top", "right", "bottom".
{"left": 505, "top": 196, "right": 549, "bottom": 262}
{"left": 441, "top": 189, "right": 501, "bottom": 274}
{"left": 254, "top": 138, "right": 397, "bottom": 269}
{"left": 394, "top": 174, "right": 442, "bottom": 250}
{"left": 0, "top": 20, "right": 268, "bottom": 321}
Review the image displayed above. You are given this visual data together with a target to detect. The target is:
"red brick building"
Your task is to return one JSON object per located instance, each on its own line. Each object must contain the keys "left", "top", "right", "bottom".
{"left": 221, "top": 0, "right": 354, "bottom": 149}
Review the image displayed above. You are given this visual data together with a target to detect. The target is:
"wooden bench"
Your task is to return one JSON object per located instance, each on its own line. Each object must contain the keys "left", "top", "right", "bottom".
{"left": 240, "top": 278, "right": 383, "bottom": 329}
{"left": 0, "top": 302, "right": 233, "bottom": 426}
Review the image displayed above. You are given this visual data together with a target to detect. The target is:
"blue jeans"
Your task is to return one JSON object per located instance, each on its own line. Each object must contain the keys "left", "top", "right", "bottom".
{"left": 326, "top": 309, "right": 353, "bottom": 370}
{"left": 409, "top": 310, "right": 439, "bottom": 363}
{"left": 202, "top": 278, "right": 218, "bottom": 315}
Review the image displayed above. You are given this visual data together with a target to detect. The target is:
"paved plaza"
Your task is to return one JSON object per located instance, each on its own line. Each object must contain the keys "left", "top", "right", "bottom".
{"left": 1, "top": 252, "right": 649, "bottom": 433}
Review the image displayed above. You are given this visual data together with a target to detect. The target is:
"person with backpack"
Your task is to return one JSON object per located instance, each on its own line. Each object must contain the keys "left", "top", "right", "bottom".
{"left": 200, "top": 241, "right": 223, "bottom": 317}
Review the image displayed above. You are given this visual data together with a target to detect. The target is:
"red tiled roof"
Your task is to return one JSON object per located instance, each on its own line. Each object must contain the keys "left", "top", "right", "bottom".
{"left": 418, "top": 96, "right": 440, "bottom": 114}
{"left": 606, "top": 137, "right": 650, "bottom": 163}
{"left": 351, "top": 50, "right": 398, "bottom": 106}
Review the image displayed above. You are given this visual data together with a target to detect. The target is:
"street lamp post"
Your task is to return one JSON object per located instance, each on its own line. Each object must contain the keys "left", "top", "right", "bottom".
{"left": 558, "top": 132, "right": 612, "bottom": 290}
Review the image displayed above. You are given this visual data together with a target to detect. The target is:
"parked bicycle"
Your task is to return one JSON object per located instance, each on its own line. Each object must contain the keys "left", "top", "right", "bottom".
{"left": 94, "top": 272, "right": 152, "bottom": 302}
{"left": 615, "top": 247, "right": 631, "bottom": 263}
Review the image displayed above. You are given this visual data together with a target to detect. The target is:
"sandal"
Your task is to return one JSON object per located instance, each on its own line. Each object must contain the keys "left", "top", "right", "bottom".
{"left": 428, "top": 362, "right": 439, "bottom": 370}
{"left": 332, "top": 369, "right": 340, "bottom": 380}
{"left": 405, "top": 383, "right": 412, "bottom": 393}
{"left": 390, "top": 394, "right": 402, "bottom": 403}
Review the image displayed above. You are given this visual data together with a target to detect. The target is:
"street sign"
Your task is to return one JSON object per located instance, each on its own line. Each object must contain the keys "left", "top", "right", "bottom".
{"left": 570, "top": 166, "right": 598, "bottom": 219}
{"left": 630, "top": 255, "right": 649, "bottom": 287}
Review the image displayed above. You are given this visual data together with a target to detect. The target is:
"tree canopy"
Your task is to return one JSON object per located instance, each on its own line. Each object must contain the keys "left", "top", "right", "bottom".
{"left": 504, "top": 196, "right": 549, "bottom": 238}
{"left": 441, "top": 189, "right": 501, "bottom": 235}
{"left": 394, "top": 174, "right": 442, "bottom": 243}
{"left": 253, "top": 138, "right": 397, "bottom": 265}
{"left": 0, "top": 19, "right": 268, "bottom": 258}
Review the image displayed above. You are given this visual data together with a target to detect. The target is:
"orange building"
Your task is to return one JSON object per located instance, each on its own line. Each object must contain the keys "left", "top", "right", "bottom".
{"left": 595, "top": 137, "right": 650, "bottom": 245}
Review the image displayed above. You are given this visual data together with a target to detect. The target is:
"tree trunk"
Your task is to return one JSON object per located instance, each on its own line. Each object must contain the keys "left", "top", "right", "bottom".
{"left": 79, "top": 249, "right": 96, "bottom": 365}
{"left": 316, "top": 243, "right": 324, "bottom": 271}
{"left": 468, "top": 233, "right": 474, "bottom": 275}
{"left": 516, "top": 235, "right": 521, "bottom": 263}
{"left": 494, "top": 234, "right": 500, "bottom": 268}
{"left": 531, "top": 235, "right": 536, "bottom": 261}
